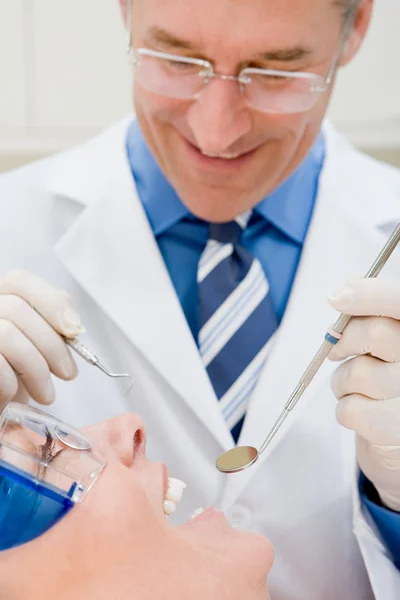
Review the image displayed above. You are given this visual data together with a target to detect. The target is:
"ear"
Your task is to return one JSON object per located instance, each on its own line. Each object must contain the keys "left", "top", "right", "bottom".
{"left": 340, "top": 0, "right": 374, "bottom": 66}
{"left": 119, "top": 0, "right": 128, "bottom": 27}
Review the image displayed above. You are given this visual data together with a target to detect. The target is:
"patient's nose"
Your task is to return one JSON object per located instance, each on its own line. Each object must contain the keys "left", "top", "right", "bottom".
{"left": 83, "top": 414, "right": 147, "bottom": 467}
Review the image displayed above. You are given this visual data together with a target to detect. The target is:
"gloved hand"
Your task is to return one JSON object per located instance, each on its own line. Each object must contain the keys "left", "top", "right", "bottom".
{"left": 328, "top": 278, "right": 400, "bottom": 512}
{"left": 0, "top": 270, "right": 82, "bottom": 408}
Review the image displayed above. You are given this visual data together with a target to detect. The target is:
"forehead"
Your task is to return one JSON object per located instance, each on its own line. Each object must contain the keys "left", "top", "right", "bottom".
{"left": 132, "top": 0, "right": 342, "bottom": 56}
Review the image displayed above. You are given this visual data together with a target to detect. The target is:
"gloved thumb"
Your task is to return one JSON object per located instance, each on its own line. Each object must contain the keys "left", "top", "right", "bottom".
{"left": 328, "top": 278, "right": 400, "bottom": 319}
{"left": 0, "top": 270, "right": 84, "bottom": 338}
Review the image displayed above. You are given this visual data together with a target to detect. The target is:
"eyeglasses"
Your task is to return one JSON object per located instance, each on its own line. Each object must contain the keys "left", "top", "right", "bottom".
{"left": 132, "top": 48, "right": 332, "bottom": 114}
{"left": 0, "top": 403, "right": 105, "bottom": 549}
{"left": 128, "top": 8, "right": 356, "bottom": 115}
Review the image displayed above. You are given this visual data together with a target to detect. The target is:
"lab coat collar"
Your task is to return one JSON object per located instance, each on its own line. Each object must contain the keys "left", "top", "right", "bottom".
{"left": 51, "top": 115, "right": 234, "bottom": 452}
{"left": 44, "top": 116, "right": 134, "bottom": 208}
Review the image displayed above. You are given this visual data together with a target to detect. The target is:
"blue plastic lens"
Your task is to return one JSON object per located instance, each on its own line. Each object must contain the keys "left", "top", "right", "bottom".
{"left": 0, "top": 459, "right": 75, "bottom": 550}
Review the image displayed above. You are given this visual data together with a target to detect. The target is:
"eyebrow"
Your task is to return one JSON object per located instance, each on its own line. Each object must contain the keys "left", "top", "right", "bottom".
{"left": 146, "top": 27, "right": 197, "bottom": 51}
{"left": 145, "top": 27, "right": 312, "bottom": 63}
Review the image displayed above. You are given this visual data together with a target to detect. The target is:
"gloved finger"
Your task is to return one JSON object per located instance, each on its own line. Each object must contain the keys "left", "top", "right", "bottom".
{"left": 0, "top": 270, "right": 84, "bottom": 338}
{"left": 0, "top": 319, "right": 55, "bottom": 405}
{"left": 336, "top": 394, "right": 400, "bottom": 446}
{"left": 356, "top": 435, "right": 400, "bottom": 512}
{"left": 12, "top": 378, "right": 30, "bottom": 405}
{"left": 0, "top": 354, "right": 19, "bottom": 407}
{"left": 329, "top": 316, "right": 400, "bottom": 363}
{"left": 328, "top": 278, "right": 400, "bottom": 319}
{"left": 357, "top": 435, "right": 400, "bottom": 476}
{"left": 0, "top": 293, "right": 77, "bottom": 380}
{"left": 332, "top": 354, "right": 400, "bottom": 400}
{"left": 0, "top": 358, "right": 30, "bottom": 410}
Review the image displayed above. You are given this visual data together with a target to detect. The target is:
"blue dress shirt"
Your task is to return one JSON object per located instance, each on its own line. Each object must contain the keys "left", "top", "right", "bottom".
{"left": 126, "top": 119, "right": 400, "bottom": 568}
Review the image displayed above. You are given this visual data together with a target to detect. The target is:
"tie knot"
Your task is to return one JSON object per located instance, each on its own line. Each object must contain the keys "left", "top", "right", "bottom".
{"left": 209, "top": 221, "right": 242, "bottom": 244}
{"left": 209, "top": 211, "right": 252, "bottom": 245}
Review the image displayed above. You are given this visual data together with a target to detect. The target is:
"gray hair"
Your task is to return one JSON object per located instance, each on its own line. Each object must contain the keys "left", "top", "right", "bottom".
{"left": 335, "top": 0, "right": 360, "bottom": 19}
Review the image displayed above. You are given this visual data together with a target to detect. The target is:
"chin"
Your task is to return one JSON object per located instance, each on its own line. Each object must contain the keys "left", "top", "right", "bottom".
{"left": 181, "top": 192, "right": 254, "bottom": 223}
{"left": 169, "top": 161, "right": 276, "bottom": 222}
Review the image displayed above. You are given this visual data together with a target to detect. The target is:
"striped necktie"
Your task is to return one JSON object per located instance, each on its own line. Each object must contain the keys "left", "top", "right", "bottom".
{"left": 197, "top": 212, "right": 278, "bottom": 442}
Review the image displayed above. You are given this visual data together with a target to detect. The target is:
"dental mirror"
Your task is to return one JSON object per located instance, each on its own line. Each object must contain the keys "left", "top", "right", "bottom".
{"left": 216, "top": 446, "right": 259, "bottom": 473}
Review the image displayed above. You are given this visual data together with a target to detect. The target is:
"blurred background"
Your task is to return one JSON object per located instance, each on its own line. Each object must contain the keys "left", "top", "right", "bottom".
{"left": 0, "top": 0, "right": 399, "bottom": 173}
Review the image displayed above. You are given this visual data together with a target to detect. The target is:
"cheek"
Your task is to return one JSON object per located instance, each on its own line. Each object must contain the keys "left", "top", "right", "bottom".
{"left": 263, "top": 104, "right": 324, "bottom": 159}
{"left": 84, "top": 463, "right": 158, "bottom": 533}
{"left": 135, "top": 86, "right": 188, "bottom": 127}
{"left": 246, "top": 107, "right": 314, "bottom": 155}
{"left": 267, "top": 111, "right": 313, "bottom": 137}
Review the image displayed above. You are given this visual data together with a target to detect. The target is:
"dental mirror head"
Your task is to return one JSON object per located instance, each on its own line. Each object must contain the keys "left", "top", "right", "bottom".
{"left": 216, "top": 446, "right": 259, "bottom": 473}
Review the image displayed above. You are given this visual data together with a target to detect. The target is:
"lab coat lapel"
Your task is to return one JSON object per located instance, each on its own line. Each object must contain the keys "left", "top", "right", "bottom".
{"left": 51, "top": 120, "right": 233, "bottom": 451}
{"left": 221, "top": 126, "right": 400, "bottom": 506}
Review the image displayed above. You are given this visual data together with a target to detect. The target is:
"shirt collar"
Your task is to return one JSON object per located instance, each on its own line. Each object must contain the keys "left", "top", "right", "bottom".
{"left": 254, "top": 133, "right": 325, "bottom": 244}
{"left": 126, "top": 120, "right": 190, "bottom": 236}
{"left": 126, "top": 119, "right": 325, "bottom": 244}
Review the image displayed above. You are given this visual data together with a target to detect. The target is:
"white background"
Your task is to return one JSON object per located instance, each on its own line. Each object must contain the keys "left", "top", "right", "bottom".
{"left": 0, "top": 0, "right": 399, "bottom": 170}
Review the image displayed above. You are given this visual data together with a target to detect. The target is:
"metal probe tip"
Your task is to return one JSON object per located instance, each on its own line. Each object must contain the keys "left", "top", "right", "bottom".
{"left": 95, "top": 361, "right": 134, "bottom": 394}
{"left": 66, "top": 338, "right": 134, "bottom": 394}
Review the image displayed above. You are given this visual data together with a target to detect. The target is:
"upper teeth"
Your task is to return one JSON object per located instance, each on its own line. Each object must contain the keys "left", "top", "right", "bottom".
{"left": 202, "top": 151, "right": 240, "bottom": 160}
{"left": 164, "top": 478, "right": 187, "bottom": 516}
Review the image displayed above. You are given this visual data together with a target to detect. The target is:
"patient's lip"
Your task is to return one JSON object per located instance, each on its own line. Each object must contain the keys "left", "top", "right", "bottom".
{"left": 184, "top": 506, "right": 225, "bottom": 526}
{"left": 162, "top": 464, "right": 169, "bottom": 497}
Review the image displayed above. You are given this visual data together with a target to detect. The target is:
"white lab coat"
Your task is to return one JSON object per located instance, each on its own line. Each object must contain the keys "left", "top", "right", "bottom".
{"left": 1, "top": 117, "right": 400, "bottom": 599}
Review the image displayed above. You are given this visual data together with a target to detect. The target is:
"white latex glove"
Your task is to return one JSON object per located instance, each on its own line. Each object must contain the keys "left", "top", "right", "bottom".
{"left": 328, "top": 278, "right": 400, "bottom": 512}
{"left": 0, "top": 270, "right": 82, "bottom": 408}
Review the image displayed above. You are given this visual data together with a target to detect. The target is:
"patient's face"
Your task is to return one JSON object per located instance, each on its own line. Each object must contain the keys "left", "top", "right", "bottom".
{"left": 18, "top": 414, "right": 273, "bottom": 599}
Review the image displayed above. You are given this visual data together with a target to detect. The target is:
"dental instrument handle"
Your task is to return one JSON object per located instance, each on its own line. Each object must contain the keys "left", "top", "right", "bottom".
{"left": 259, "top": 222, "right": 400, "bottom": 456}
{"left": 66, "top": 337, "right": 99, "bottom": 365}
{"left": 65, "top": 338, "right": 134, "bottom": 384}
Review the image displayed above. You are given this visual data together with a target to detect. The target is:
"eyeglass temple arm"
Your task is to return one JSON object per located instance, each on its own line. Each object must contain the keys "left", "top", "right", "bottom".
{"left": 126, "top": 0, "right": 133, "bottom": 49}
{"left": 325, "top": 1, "right": 360, "bottom": 86}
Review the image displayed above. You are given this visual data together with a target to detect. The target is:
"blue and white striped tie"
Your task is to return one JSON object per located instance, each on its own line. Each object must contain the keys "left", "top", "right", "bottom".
{"left": 197, "top": 212, "right": 278, "bottom": 442}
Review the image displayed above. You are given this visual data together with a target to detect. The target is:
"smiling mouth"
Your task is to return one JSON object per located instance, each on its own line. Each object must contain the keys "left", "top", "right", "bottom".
{"left": 201, "top": 151, "right": 244, "bottom": 160}
{"left": 185, "top": 137, "right": 257, "bottom": 162}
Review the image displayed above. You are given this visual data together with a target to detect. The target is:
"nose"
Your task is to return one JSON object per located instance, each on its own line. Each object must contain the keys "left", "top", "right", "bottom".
{"left": 83, "top": 414, "right": 147, "bottom": 467}
{"left": 187, "top": 77, "right": 252, "bottom": 155}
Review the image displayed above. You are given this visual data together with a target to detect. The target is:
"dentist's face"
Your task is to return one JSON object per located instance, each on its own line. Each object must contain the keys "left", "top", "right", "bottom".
{"left": 126, "top": 0, "right": 371, "bottom": 222}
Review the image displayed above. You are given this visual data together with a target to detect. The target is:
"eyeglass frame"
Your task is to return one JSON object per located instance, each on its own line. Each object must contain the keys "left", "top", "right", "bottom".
{"left": 127, "top": 1, "right": 358, "bottom": 113}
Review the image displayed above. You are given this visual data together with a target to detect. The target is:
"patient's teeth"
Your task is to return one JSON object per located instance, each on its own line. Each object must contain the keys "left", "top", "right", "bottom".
{"left": 164, "top": 500, "right": 177, "bottom": 516}
{"left": 189, "top": 507, "right": 205, "bottom": 520}
{"left": 166, "top": 478, "right": 187, "bottom": 503}
{"left": 163, "top": 478, "right": 187, "bottom": 516}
